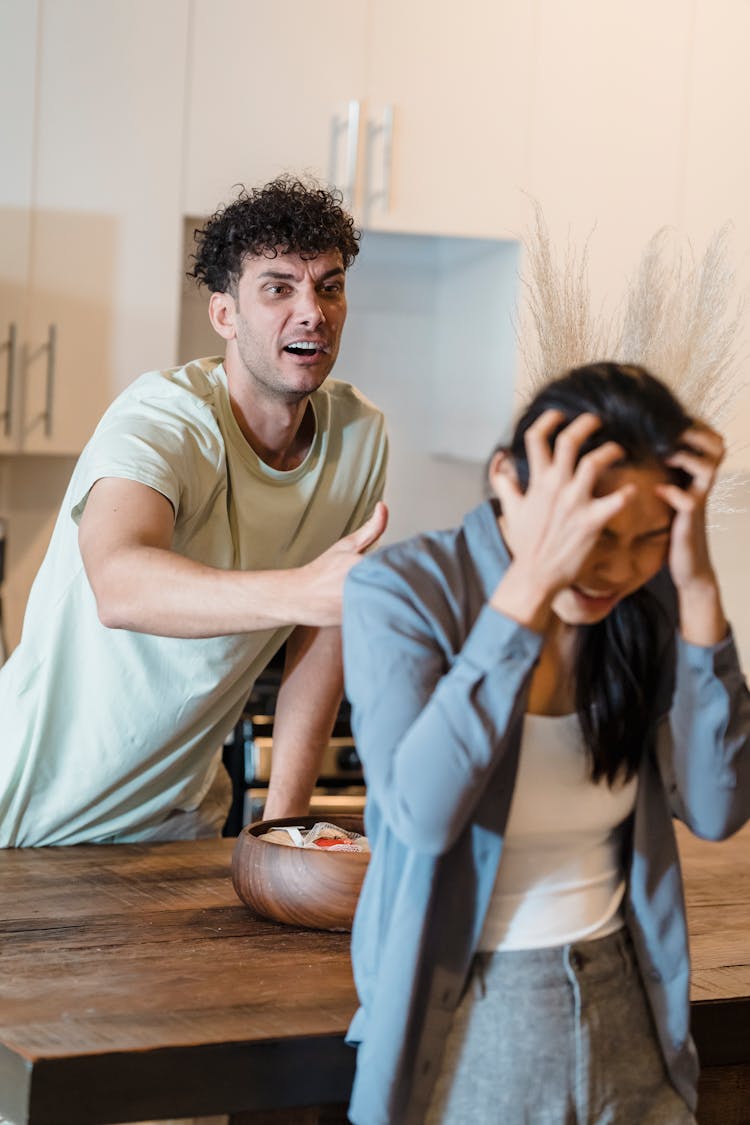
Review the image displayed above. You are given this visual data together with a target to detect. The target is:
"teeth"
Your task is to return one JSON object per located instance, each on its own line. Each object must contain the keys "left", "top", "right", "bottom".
{"left": 288, "top": 341, "right": 318, "bottom": 351}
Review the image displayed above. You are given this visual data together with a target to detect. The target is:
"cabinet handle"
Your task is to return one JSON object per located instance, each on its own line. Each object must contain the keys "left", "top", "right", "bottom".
{"left": 365, "top": 105, "right": 395, "bottom": 220}
{"left": 329, "top": 99, "right": 361, "bottom": 208}
{"left": 345, "top": 98, "right": 361, "bottom": 209}
{"left": 0, "top": 323, "right": 16, "bottom": 437}
{"left": 40, "top": 323, "right": 56, "bottom": 438}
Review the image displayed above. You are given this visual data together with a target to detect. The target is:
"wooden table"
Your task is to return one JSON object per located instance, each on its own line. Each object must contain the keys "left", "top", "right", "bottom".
{"left": 0, "top": 824, "right": 748, "bottom": 1125}
{"left": 0, "top": 840, "right": 355, "bottom": 1125}
{"left": 674, "top": 822, "right": 750, "bottom": 1123}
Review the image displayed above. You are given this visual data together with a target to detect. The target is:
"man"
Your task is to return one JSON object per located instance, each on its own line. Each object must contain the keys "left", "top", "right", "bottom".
{"left": 0, "top": 176, "right": 388, "bottom": 846}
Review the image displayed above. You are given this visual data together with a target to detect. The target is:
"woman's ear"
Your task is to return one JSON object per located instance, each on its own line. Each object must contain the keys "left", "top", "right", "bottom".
{"left": 487, "top": 450, "right": 519, "bottom": 501}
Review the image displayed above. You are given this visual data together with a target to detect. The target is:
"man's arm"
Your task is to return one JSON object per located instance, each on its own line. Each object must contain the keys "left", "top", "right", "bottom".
{"left": 78, "top": 477, "right": 387, "bottom": 635}
{"left": 262, "top": 625, "right": 344, "bottom": 819}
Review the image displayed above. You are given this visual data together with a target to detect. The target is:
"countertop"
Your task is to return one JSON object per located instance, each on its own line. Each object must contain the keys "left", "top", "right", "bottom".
{"left": 0, "top": 822, "right": 748, "bottom": 1124}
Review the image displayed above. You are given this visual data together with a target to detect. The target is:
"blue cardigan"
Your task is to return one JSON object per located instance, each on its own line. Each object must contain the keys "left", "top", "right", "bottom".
{"left": 342, "top": 500, "right": 750, "bottom": 1125}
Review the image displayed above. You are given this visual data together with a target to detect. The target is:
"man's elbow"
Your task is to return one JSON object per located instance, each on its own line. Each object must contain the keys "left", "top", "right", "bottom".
{"left": 94, "top": 591, "right": 132, "bottom": 630}
{"left": 88, "top": 570, "right": 137, "bottom": 631}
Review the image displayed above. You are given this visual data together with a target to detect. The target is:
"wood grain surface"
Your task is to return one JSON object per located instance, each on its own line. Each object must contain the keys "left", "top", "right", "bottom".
{"left": 677, "top": 821, "right": 750, "bottom": 1005}
{"left": 0, "top": 840, "right": 357, "bottom": 1124}
{"left": 0, "top": 822, "right": 747, "bottom": 1124}
{"left": 677, "top": 822, "right": 750, "bottom": 1122}
{"left": 0, "top": 841, "right": 356, "bottom": 1055}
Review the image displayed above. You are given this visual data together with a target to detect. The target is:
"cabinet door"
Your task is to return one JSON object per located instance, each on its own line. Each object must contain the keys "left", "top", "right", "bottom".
{"left": 681, "top": 0, "right": 750, "bottom": 473}
{"left": 0, "top": 0, "right": 38, "bottom": 453}
{"left": 363, "top": 0, "right": 534, "bottom": 238}
{"left": 22, "top": 0, "right": 188, "bottom": 454}
{"left": 528, "top": 0, "right": 692, "bottom": 298}
{"left": 183, "top": 0, "right": 369, "bottom": 218}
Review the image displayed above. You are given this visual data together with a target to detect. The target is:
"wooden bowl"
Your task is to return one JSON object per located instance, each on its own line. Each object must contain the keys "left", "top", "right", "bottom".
{"left": 231, "top": 815, "right": 370, "bottom": 932}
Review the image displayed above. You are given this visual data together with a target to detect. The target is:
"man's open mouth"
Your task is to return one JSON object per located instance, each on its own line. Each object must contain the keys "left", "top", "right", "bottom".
{"left": 283, "top": 340, "right": 329, "bottom": 356}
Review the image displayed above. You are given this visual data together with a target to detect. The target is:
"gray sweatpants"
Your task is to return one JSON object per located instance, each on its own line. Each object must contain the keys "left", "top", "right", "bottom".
{"left": 425, "top": 928, "right": 696, "bottom": 1125}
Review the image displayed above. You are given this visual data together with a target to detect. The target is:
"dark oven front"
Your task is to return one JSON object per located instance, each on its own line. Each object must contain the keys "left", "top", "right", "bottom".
{"left": 222, "top": 645, "right": 366, "bottom": 832}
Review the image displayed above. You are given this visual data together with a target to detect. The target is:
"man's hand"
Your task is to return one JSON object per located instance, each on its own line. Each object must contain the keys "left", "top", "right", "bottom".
{"left": 293, "top": 501, "right": 388, "bottom": 626}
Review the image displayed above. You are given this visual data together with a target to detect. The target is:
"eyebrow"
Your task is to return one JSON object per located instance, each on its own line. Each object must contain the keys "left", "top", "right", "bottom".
{"left": 601, "top": 523, "right": 672, "bottom": 541}
{"left": 640, "top": 524, "right": 672, "bottom": 539}
{"left": 618, "top": 524, "right": 672, "bottom": 541}
{"left": 257, "top": 267, "right": 345, "bottom": 283}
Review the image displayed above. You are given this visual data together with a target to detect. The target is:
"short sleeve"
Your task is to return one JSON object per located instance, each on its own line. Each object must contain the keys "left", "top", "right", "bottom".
{"left": 68, "top": 374, "right": 224, "bottom": 526}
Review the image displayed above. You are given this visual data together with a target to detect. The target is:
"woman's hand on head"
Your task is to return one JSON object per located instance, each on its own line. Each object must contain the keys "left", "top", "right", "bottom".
{"left": 489, "top": 410, "right": 636, "bottom": 631}
{"left": 655, "top": 423, "right": 723, "bottom": 590}
{"left": 654, "top": 423, "right": 728, "bottom": 645}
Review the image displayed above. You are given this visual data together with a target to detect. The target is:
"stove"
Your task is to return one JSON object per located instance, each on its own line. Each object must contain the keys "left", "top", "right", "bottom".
{"left": 222, "top": 646, "right": 366, "bottom": 833}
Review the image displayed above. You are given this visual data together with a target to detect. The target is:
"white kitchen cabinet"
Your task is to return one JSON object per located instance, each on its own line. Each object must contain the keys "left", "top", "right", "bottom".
{"left": 183, "top": 0, "right": 370, "bottom": 217}
{"left": 526, "top": 0, "right": 693, "bottom": 299}
{"left": 0, "top": 0, "right": 188, "bottom": 455}
{"left": 0, "top": 0, "right": 38, "bottom": 454}
{"left": 183, "top": 0, "right": 534, "bottom": 239}
{"left": 361, "top": 0, "right": 534, "bottom": 238}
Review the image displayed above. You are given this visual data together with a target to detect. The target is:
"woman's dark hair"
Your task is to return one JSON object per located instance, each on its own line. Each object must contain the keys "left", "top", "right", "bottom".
{"left": 188, "top": 175, "right": 361, "bottom": 294}
{"left": 505, "top": 361, "right": 692, "bottom": 785}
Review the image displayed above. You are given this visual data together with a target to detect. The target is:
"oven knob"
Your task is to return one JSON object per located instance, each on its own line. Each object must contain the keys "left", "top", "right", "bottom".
{"left": 336, "top": 745, "right": 361, "bottom": 772}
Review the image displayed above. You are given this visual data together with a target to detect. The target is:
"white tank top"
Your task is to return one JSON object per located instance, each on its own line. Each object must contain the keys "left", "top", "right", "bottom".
{"left": 479, "top": 712, "right": 638, "bottom": 951}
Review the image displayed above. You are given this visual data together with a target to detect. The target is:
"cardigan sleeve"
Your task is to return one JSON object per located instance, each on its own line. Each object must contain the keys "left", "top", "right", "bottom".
{"left": 656, "top": 629, "right": 750, "bottom": 840}
{"left": 342, "top": 551, "right": 542, "bottom": 854}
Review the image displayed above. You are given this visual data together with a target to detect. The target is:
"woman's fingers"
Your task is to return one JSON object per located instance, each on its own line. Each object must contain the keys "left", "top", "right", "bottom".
{"left": 570, "top": 440, "right": 627, "bottom": 497}
{"left": 665, "top": 449, "right": 716, "bottom": 497}
{"left": 665, "top": 424, "right": 725, "bottom": 495}
{"left": 679, "top": 423, "right": 725, "bottom": 461}
{"left": 589, "top": 481, "right": 637, "bottom": 526}
{"left": 550, "top": 412, "right": 604, "bottom": 476}
{"left": 654, "top": 482, "right": 697, "bottom": 514}
{"left": 524, "top": 410, "right": 605, "bottom": 484}
{"left": 523, "top": 409, "right": 565, "bottom": 478}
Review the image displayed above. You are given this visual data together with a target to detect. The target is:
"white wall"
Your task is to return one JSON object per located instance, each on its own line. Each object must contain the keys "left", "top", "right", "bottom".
{"left": 341, "top": 231, "right": 520, "bottom": 544}
{"left": 709, "top": 495, "right": 750, "bottom": 671}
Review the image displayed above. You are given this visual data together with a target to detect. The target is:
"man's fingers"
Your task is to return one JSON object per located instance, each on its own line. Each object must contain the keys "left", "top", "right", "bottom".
{"left": 347, "top": 501, "right": 389, "bottom": 553}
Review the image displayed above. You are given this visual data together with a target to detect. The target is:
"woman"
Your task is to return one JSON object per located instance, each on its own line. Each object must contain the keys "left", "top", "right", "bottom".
{"left": 342, "top": 363, "right": 750, "bottom": 1125}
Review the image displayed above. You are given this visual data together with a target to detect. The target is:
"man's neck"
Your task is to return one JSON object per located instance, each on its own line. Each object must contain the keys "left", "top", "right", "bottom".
{"left": 226, "top": 367, "right": 315, "bottom": 472}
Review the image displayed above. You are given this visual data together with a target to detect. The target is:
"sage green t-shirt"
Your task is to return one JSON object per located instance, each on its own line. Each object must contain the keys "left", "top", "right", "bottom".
{"left": 0, "top": 358, "right": 387, "bottom": 846}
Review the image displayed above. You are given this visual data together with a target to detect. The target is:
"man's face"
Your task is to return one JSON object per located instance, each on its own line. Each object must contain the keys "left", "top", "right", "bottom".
{"left": 228, "top": 249, "right": 347, "bottom": 402}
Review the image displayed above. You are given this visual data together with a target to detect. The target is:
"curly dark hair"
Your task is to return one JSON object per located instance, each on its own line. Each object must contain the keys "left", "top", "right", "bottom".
{"left": 188, "top": 175, "right": 361, "bottom": 294}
